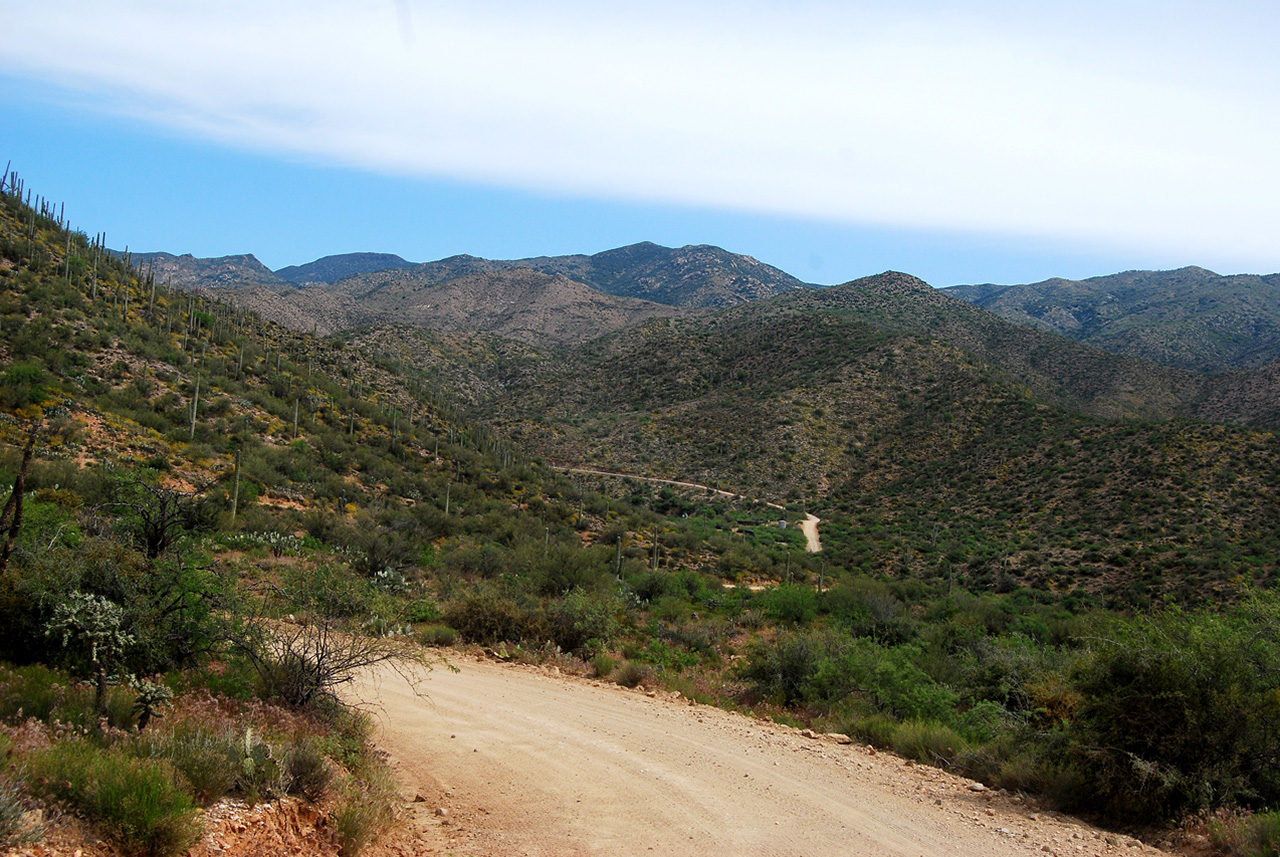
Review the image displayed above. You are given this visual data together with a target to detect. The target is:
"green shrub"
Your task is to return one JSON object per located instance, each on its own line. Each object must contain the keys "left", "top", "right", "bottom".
{"left": 284, "top": 736, "right": 333, "bottom": 803}
{"left": 813, "top": 639, "right": 960, "bottom": 722}
{"left": 760, "top": 583, "right": 819, "bottom": 625}
{"left": 1064, "top": 600, "right": 1280, "bottom": 821}
{"left": 889, "top": 720, "right": 968, "bottom": 765}
{"left": 950, "top": 730, "right": 1058, "bottom": 794}
{"left": 403, "top": 596, "right": 442, "bottom": 624}
{"left": 253, "top": 652, "right": 325, "bottom": 708}
{"left": 615, "top": 661, "right": 650, "bottom": 688}
{"left": 651, "top": 595, "right": 691, "bottom": 623}
{"left": 841, "top": 713, "right": 898, "bottom": 748}
{"left": 590, "top": 653, "right": 616, "bottom": 678}
{"left": 285, "top": 565, "right": 372, "bottom": 620}
{"left": 332, "top": 759, "right": 399, "bottom": 856}
{"left": 541, "top": 589, "right": 621, "bottom": 655}
{"left": 168, "top": 658, "right": 256, "bottom": 700}
{"left": 148, "top": 726, "right": 239, "bottom": 805}
{"left": 415, "top": 624, "right": 459, "bottom": 647}
{"left": 0, "top": 663, "right": 77, "bottom": 722}
{"left": 1245, "top": 812, "right": 1280, "bottom": 857}
{"left": 736, "top": 633, "right": 819, "bottom": 706}
{"left": 443, "top": 588, "right": 540, "bottom": 645}
{"left": 1209, "top": 810, "right": 1280, "bottom": 857}
{"left": 824, "top": 579, "right": 917, "bottom": 644}
{"left": 0, "top": 663, "right": 134, "bottom": 732}
{"left": 0, "top": 773, "right": 43, "bottom": 848}
{"left": 26, "top": 741, "right": 202, "bottom": 856}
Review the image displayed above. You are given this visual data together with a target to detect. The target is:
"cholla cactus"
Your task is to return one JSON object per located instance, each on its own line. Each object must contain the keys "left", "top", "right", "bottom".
{"left": 46, "top": 591, "right": 135, "bottom": 717}
{"left": 131, "top": 677, "right": 173, "bottom": 731}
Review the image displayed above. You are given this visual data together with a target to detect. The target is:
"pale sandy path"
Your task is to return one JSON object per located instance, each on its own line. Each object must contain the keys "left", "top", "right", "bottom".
{"left": 558, "top": 466, "right": 822, "bottom": 553}
{"left": 357, "top": 656, "right": 1167, "bottom": 857}
{"left": 799, "top": 513, "right": 822, "bottom": 553}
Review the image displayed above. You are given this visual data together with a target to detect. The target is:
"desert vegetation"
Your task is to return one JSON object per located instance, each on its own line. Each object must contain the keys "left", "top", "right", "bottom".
{"left": 1, "top": 170, "right": 1278, "bottom": 856}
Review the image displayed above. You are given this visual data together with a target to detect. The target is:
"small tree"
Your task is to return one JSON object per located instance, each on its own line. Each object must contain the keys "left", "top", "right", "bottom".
{"left": 46, "top": 591, "right": 134, "bottom": 716}
{"left": 100, "top": 477, "right": 213, "bottom": 559}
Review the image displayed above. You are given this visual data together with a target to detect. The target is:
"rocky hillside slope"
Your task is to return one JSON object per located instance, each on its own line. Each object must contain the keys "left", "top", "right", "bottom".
{"left": 945, "top": 266, "right": 1280, "bottom": 372}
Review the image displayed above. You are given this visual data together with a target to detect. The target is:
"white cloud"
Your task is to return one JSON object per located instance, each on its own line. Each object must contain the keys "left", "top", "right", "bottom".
{"left": 4, "top": 0, "right": 1278, "bottom": 266}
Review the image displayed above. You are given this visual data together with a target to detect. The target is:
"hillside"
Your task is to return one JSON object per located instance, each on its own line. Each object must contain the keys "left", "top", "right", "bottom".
{"left": 945, "top": 266, "right": 1280, "bottom": 372}
{"left": 334, "top": 266, "right": 687, "bottom": 345}
{"left": 206, "top": 268, "right": 686, "bottom": 346}
{"left": 193, "top": 281, "right": 373, "bottom": 335}
{"left": 368, "top": 270, "right": 1280, "bottom": 603}
{"left": 770, "top": 272, "right": 1204, "bottom": 420}
{"left": 65, "top": 234, "right": 1280, "bottom": 605}
{"left": 769, "top": 272, "right": 1280, "bottom": 427}
{"left": 128, "top": 240, "right": 804, "bottom": 343}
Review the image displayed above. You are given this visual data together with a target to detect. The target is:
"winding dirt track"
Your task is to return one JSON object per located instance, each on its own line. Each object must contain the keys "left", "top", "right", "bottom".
{"left": 357, "top": 656, "right": 1167, "bottom": 857}
{"left": 799, "top": 513, "right": 822, "bottom": 553}
{"left": 558, "top": 466, "right": 823, "bottom": 554}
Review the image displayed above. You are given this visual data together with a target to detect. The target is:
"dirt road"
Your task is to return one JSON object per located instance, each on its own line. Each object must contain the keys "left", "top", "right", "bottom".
{"left": 559, "top": 466, "right": 823, "bottom": 554}
{"left": 799, "top": 513, "right": 821, "bottom": 553}
{"left": 358, "top": 656, "right": 1167, "bottom": 857}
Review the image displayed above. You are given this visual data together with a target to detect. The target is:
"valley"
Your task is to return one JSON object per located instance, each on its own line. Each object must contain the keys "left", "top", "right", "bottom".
{"left": 1, "top": 172, "right": 1279, "bottom": 857}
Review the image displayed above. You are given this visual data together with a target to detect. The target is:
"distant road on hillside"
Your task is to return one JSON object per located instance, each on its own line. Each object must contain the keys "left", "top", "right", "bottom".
{"left": 555, "top": 465, "right": 822, "bottom": 552}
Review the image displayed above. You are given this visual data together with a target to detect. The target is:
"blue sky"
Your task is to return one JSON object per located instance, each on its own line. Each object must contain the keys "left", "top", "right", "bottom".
{"left": 3, "top": 1, "right": 1278, "bottom": 286}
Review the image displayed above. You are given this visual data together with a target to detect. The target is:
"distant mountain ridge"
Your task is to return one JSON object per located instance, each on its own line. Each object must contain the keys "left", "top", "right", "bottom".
{"left": 944, "top": 266, "right": 1280, "bottom": 372}
{"left": 335, "top": 241, "right": 813, "bottom": 309}
{"left": 135, "top": 242, "right": 811, "bottom": 310}
{"left": 126, "top": 251, "right": 287, "bottom": 289}
{"left": 129, "top": 245, "right": 1280, "bottom": 390}
{"left": 355, "top": 267, "right": 684, "bottom": 345}
{"left": 129, "top": 241, "right": 809, "bottom": 343}
{"left": 770, "top": 271, "right": 1202, "bottom": 422}
{"left": 274, "top": 252, "right": 415, "bottom": 284}
{"left": 562, "top": 241, "right": 813, "bottom": 307}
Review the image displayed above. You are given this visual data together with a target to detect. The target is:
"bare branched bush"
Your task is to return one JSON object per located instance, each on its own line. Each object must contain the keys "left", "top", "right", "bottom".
{"left": 237, "top": 584, "right": 426, "bottom": 711}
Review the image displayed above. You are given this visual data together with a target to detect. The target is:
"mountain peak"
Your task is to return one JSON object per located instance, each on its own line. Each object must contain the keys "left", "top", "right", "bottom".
{"left": 845, "top": 270, "right": 935, "bottom": 294}
{"left": 275, "top": 252, "right": 414, "bottom": 284}
{"left": 127, "top": 251, "right": 283, "bottom": 288}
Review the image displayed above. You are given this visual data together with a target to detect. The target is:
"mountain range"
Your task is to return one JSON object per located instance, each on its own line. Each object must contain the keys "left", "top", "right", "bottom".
{"left": 135, "top": 246, "right": 1280, "bottom": 374}
{"left": 4, "top": 178, "right": 1280, "bottom": 613}
{"left": 408, "top": 270, "right": 1279, "bottom": 502}
{"left": 127, "top": 243, "right": 1280, "bottom": 441}
{"left": 133, "top": 242, "right": 808, "bottom": 343}
{"left": 8, "top": 172, "right": 1280, "bottom": 850}
{"left": 944, "top": 266, "right": 1280, "bottom": 373}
